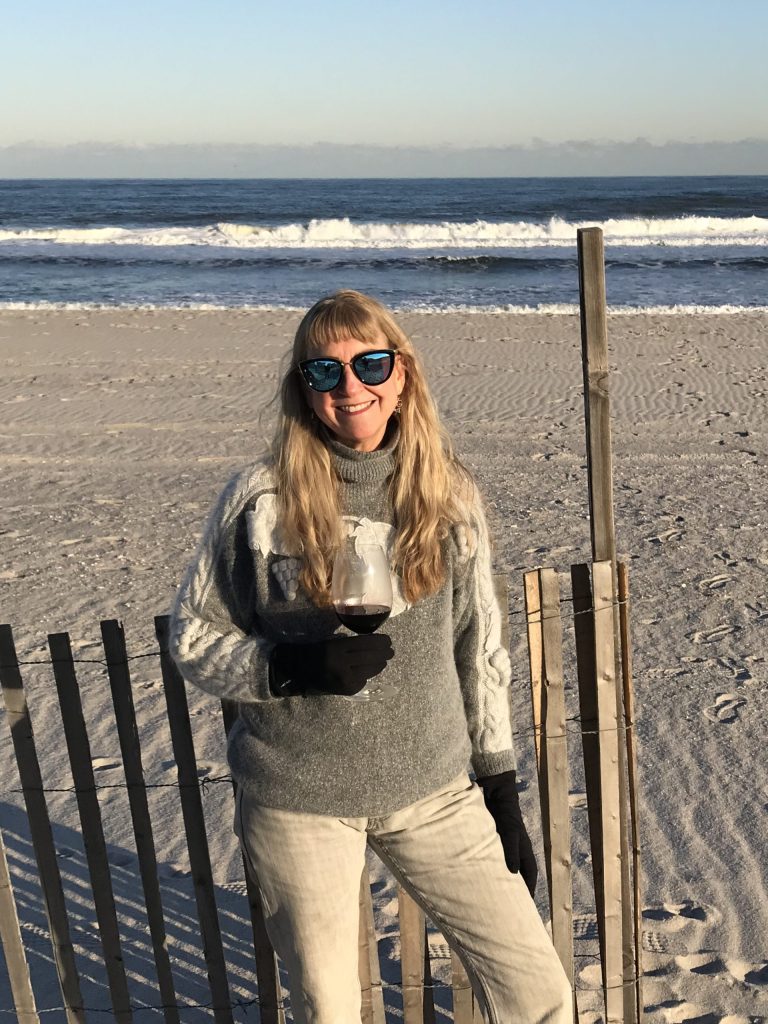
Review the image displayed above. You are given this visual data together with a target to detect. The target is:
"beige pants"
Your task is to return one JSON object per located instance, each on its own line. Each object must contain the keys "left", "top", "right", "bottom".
{"left": 235, "top": 773, "right": 572, "bottom": 1024}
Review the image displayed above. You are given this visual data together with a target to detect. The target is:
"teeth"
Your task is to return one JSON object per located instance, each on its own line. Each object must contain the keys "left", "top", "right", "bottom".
{"left": 337, "top": 401, "right": 373, "bottom": 413}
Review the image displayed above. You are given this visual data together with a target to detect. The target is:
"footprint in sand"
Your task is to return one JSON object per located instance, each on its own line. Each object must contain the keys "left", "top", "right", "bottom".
{"left": 714, "top": 550, "right": 739, "bottom": 568}
{"left": 703, "top": 692, "right": 747, "bottom": 723}
{"left": 645, "top": 527, "right": 684, "bottom": 545}
{"left": 698, "top": 574, "right": 731, "bottom": 592}
{"left": 107, "top": 851, "right": 135, "bottom": 868}
{"left": 688, "top": 624, "right": 739, "bottom": 645}
{"left": 725, "top": 958, "right": 768, "bottom": 986}
{"left": 158, "top": 862, "right": 191, "bottom": 880}
{"left": 643, "top": 901, "right": 719, "bottom": 933}
{"left": 716, "top": 656, "right": 754, "bottom": 682}
{"left": 675, "top": 953, "right": 728, "bottom": 977}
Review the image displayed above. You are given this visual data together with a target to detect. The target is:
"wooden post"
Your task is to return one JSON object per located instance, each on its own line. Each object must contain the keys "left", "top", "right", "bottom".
{"left": 618, "top": 564, "right": 644, "bottom": 1022}
{"left": 537, "top": 570, "right": 575, "bottom": 989}
{"left": 220, "top": 700, "right": 287, "bottom": 1024}
{"left": 571, "top": 564, "right": 606, "bottom": 978}
{"left": 0, "top": 625, "right": 85, "bottom": 1024}
{"left": 398, "top": 888, "right": 434, "bottom": 1024}
{"left": 523, "top": 572, "right": 544, "bottom": 773}
{"left": 100, "top": 619, "right": 181, "bottom": 1024}
{"left": 0, "top": 824, "right": 39, "bottom": 1023}
{"left": 358, "top": 872, "right": 386, "bottom": 1024}
{"left": 578, "top": 227, "right": 636, "bottom": 1022}
{"left": 48, "top": 631, "right": 133, "bottom": 1024}
{"left": 154, "top": 616, "right": 233, "bottom": 1024}
{"left": 591, "top": 562, "right": 624, "bottom": 1024}
{"left": 450, "top": 951, "right": 474, "bottom": 1024}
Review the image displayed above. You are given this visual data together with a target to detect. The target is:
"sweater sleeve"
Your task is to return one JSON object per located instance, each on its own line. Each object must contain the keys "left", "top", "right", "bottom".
{"left": 168, "top": 468, "right": 275, "bottom": 703}
{"left": 452, "top": 493, "right": 518, "bottom": 778}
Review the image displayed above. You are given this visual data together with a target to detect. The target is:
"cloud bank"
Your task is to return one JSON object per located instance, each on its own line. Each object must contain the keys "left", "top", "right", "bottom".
{"left": 1, "top": 138, "right": 767, "bottom": 177}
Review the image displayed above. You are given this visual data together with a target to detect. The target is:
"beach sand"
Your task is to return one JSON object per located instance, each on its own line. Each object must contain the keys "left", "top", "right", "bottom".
{"left": 1, "top": 307, "right": 766, "bottom": 1021}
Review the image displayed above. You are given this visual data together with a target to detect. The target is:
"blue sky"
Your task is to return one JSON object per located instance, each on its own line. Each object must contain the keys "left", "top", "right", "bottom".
{"left": 3, "top": 0, "right": 768, "bottom": 174}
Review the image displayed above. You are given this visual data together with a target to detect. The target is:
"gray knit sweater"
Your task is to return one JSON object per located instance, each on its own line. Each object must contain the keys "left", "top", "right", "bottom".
{"left": 169, "top": 434, "right": 517, "bottom": 816}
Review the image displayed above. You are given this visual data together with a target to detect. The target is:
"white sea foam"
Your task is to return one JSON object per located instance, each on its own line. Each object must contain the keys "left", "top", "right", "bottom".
{"left": 2, "top": 215, "right": 767, "bottom": 249}
{"left": 2, "top": 300, "right": 766, "bottom": 315}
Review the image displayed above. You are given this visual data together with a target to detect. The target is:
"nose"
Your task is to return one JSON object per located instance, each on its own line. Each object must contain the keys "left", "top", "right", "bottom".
{"left": 334, "top": 362, "right": 364, "bottom": 396}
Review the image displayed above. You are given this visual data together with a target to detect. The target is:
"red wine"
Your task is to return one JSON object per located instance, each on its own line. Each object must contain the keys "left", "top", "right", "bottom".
{"left": 335, "top": 603, "right": 391, "bottom": 634}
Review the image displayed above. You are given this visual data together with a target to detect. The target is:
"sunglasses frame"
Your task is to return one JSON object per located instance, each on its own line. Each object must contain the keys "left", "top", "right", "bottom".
{"left": 298, "top": 349, "right": 399, "bottom": 392}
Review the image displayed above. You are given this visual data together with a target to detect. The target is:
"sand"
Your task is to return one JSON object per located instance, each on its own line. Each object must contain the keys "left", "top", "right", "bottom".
{"left": 0, "top": 307, "right": 766, "bottom": 1022}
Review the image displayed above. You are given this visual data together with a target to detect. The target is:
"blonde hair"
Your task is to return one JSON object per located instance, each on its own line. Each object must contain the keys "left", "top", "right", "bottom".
{"left": 273, "top": 290, "right": 475, "bottom": 605}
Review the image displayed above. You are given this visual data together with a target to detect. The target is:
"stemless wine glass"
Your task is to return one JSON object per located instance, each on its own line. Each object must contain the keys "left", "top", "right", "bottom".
{"left": 331, "top": 536, "right": 394, "bottom": 701}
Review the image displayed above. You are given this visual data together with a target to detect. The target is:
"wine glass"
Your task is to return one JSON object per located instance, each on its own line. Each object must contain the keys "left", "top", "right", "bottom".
{"left": 332, "top": 536, "right": 394, "bottom": 700}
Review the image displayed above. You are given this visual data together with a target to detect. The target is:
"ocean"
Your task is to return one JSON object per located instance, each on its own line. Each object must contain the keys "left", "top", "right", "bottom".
{"left": 0, "top": 176, "right": 766, "bottom": 311}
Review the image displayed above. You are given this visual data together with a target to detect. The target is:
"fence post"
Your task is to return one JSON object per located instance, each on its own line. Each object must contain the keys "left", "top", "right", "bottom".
{"left": 48, "top": 631, "right": 133, "bottom": 1024}
{"left": 617, "top": 564, "right": 644, "bottom": 1021}
{"left": 358, "top": 871, "right": 386, "bottom": 1024}
{"left": 0, "top": 823, "right": 39, "bottom": 1023}
{"left": 538, "top": 571, "right": 575, "bottom": 986}
{"left": 398, "top": 889, "right": 436, "bottom": 1024}
{"left": 101, "top": 619, "right": 181, "bottom": 1024}
{"left": 219, "top": 700, "right": 287, "bottom": 1024}
{"left": 591, "top": 563, "right": 625, "bottom": 1023}
{"left": 578, "top": 226, "right": 636, "bottom": 1022}
{"left": 154, "top": 616, "right": 233, "bottom": 1024}
{"left": 0, "top": 625, "right": 85, "bottom": 1024}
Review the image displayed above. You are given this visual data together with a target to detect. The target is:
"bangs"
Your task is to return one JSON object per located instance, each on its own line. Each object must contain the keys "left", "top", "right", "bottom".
{"left": 305, "top": 307, "right": 385, "bottom": 352}
{"left": 298, "top": 292, "right": 392, "bottom": 358}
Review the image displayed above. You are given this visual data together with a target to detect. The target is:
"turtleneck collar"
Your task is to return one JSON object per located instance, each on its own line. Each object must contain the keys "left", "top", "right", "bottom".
{"left": 324, "top": 421, "right": 399, "bottom": 485}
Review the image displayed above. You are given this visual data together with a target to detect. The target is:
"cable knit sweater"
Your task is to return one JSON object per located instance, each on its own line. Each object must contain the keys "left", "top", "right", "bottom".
{"left": 168, "top": 433, "right": 517, "bottom": 816}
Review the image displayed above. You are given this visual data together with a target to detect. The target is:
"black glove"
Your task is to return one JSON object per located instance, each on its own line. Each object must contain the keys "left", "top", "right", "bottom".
{"left": 270, "top": 633, "right": 394, "bottom": 697}
{"left": 477, "top": 770, "right": 538, "bottom": 897}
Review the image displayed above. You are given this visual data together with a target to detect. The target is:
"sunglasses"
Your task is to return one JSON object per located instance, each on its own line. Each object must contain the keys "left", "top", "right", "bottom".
{"left": 298, "top": 349, "right": 398, "bottom": 392}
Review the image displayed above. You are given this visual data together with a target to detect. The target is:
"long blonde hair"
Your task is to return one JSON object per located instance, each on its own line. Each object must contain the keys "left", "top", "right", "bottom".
{"left": 273, "top": 290, "right": 474, "bottom": 605}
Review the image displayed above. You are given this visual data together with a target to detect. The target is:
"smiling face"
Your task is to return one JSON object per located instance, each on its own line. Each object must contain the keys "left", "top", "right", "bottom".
{"left": 303, "top": 334, "right": 406, "bottom": 451}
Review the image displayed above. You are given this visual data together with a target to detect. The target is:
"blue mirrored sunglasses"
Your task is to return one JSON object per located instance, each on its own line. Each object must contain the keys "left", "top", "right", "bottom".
{"left": 298, "top": 349, "right": 398, "bottom": 392}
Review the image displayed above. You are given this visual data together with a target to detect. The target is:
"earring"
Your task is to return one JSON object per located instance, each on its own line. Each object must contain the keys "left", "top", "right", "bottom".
{"left": 396, "top": 397, "right": 403, "bottom": 413}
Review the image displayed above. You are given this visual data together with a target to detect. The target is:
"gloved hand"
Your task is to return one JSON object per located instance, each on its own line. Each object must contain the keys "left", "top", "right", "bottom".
{"left": 270, "top": 633, "right": 394, "bottom": 697}
{"left": 476, "top": 770, "right": 538, "bottom": 897}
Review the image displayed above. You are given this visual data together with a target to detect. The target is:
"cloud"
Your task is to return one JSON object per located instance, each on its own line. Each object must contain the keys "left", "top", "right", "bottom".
{"left": 1, "top": 138, "right": 767, "bottom": 177}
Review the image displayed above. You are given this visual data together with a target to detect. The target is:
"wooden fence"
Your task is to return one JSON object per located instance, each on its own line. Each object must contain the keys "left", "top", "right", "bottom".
{"left": 0, "top": 563, "right": 641, "bottom": 1024}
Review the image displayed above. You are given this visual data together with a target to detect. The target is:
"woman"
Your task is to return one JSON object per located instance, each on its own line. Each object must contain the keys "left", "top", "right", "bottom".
{"left": 169, "top": 291, "right": 572, "bottom": 1023}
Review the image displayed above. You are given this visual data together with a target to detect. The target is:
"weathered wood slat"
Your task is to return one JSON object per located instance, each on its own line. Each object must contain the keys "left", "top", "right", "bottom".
{"left": 578, "top": 227, "right": 635, "bottom": 1022}
{"left": 618, "top": 564, "right": 644, "bottom": 1022}
{"left": 523, "top": 571, "right": 544, "bottom": 773}
{"left": 398, "top": 888, "right": 429, "bottom": 1024}
{"left": 0, "top": 625, "right": 85, "bottom": 1024}
{"left": 591, "top": 563, "right": 624, "bottom": 1024}
{"left": 48, "top": 632, "right": 133, "bottom": 1024}
{"left": 220, "top": 700, "right": 286, "bottom": 1024}
{"left": 358, "top": 871, "right": 386, "bottom": 1024}
{"left": 0, "top": 823, "right": 39, "bottom": 1023}
{"left": 450, "top": 950, "right": 474, "bottom": 1024}
{"left": 100, "top": 619, "right": 180, "bottom": 1024}
{"left": 492, "top": 574, "right": 511, "bottom": 654}
{"left": 154, "top": 616, "right": 233, "bottom": 1024}
{"left": 571, "top": 563, "right": 605, "bottom": 981}
{"left": 538, "top": 569, "right": 575, "bottom": 988}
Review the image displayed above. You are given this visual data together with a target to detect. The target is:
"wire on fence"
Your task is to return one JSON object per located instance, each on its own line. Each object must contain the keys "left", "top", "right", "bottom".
{"left": 3, "top": 592, "right": 642, "bottom": 670}
{"left": 0, "top": 965, "right": 653, "bottom": 1018}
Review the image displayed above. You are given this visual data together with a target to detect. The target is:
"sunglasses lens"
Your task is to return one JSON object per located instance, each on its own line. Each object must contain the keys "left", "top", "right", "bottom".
{"left": 299, "top": 350, "right": 395, "bottom": 391}
{"left": 353, "top": 351, "right": 395, "bottom": 385}
{"left": 300, "top": 359, "right": 342, "bottom": 391}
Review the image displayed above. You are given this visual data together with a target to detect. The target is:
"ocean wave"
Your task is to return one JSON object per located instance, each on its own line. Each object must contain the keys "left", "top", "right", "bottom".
{"left": 2, "top": 300, "right": 766, "bottom": 315}
{"left": 1, "top": 214, "right": 767, "bottom": 249}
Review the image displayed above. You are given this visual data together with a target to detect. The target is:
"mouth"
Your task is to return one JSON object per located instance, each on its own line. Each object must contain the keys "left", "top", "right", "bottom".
{"left": 335, "top": 400, "right": 375, "bottom": 415}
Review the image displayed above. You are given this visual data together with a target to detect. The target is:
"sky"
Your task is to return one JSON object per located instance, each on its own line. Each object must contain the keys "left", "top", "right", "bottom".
{"left": 2, "top": 0, "right": 768, "bottom": 176}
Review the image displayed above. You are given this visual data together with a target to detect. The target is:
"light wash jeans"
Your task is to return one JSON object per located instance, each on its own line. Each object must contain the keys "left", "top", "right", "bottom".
{"left": 235, "top": 773, "right": 572, "bottom": 1024}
